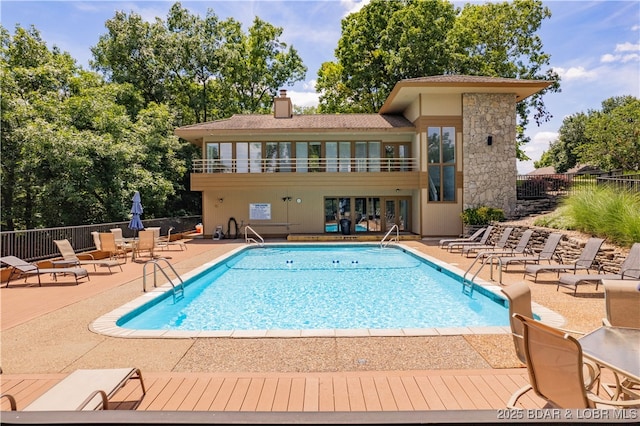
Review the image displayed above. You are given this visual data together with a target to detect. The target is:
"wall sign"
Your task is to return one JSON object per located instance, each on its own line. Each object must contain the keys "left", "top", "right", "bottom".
{"left": 249, "top": 203, "right": 271, "bottom": 220}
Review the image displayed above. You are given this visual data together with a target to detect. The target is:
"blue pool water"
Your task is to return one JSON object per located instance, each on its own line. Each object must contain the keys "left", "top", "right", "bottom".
{"left": 325, "top": 223, "right": 368, "bottom": 232}
{"left": 118, "top": 244, "right": 510, "bottom": 331}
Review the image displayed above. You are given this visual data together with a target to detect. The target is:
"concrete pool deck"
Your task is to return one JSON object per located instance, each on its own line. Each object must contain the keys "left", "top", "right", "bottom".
{"left": 0, "top": 236, "right": 609, "bottom": 375}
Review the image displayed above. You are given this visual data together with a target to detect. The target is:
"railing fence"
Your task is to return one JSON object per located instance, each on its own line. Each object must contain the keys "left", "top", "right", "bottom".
{"left": 516, "top": 173, "right": 640, "bottom": 200}
{"left": 1, "top": 216, "right": 201, "bottom": 263}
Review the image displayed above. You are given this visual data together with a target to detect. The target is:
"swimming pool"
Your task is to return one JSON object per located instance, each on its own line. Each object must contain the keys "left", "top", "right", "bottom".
{"left": 90, "top": 243, "right": 567, "bottom": 338}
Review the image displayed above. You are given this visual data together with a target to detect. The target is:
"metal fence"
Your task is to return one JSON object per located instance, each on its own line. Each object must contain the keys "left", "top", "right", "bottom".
{"left": 0, "top": 216, "right": 201, "bottom": 262}
{"left": 516, "top": 173, "right": 640, "bottom": 199}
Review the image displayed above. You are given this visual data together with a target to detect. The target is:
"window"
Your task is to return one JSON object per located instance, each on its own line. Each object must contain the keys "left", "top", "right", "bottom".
{"left": 427, "top": 127, "right": 456, "bottom": 202}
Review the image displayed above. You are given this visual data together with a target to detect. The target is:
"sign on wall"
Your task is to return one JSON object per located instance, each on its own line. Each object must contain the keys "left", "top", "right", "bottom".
{"left": 249, "top": 203, "right": 271, "bottom": 220}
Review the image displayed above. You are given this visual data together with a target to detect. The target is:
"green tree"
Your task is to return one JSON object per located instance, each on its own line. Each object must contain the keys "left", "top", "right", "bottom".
{"left": 534, "top": 113, "right": 588, "bottom": 172}
{"left": 317, "top": 0, "right": 559, "bottom": 159}
{"left": 577, "top": 96, "right": 640, "bottom": 171}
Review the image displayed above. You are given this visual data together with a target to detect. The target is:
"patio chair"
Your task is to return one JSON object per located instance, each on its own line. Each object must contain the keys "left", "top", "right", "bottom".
{"left": 524, "top": 237, "right": 605, "bottom": 283}
{"left": 600, "top": 279, "right": 640, "bottom": 399}
{"left": 446, "top": 225, "right": 494, "bottom": 252}
{"left": 135, "top": 230, "right": 156, "bottom": 260}
{"left": 3, "top": 368, "right": 146, "bottom": 411}
{"left": 0, "top": 255, "right": 89, "bottom": 287}
{"left": 99, "top": 232, "right": 128, "bottom": 263}
{"left": 556, "top": 243, "right": 640, "bottom": 295}
{"left": 462, "top": 227, "right": 514, "bottom": 257}
{"left": 438, "top": 227, "right": 486, "bottom": 249}
{"left": 507, "top": 313, "right": 640, "bottom": 409}
{"left": 53, "top": 239, "right": 122, "bottom": 274}
{"left": 500, "top": 282, "right": 600, "bottom": 406}
{"left": 91, "top": 231, "right": 102, "bottom": 251}
{"left": 110, "top": 228, "right": 133, "bottom": 252}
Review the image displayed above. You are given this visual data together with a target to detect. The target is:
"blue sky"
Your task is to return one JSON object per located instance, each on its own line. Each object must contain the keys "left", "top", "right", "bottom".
{"left": 2, "top": 1, "right": 639, "bottom": 173}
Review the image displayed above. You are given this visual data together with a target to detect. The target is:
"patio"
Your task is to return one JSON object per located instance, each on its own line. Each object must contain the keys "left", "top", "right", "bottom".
{"left": 0, "top": 235, "right": 615, "bottom": 420}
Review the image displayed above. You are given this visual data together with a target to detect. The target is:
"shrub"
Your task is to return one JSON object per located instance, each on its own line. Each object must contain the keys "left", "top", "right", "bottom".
{"left": 461, "top": 206, "right": 505, "bottom": 225}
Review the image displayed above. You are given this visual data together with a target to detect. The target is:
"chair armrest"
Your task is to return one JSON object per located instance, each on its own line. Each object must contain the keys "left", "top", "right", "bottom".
{"left": 77, "top": 253, "right": 96, "bottom": 260}
{"left": 621, "top": 268, "right": 640, "bottom": 278}
{"left": 77, "top": 389, "right": 109, "bottom": 410}
{"left": 587, "top": 392, "right": 640, "bottom": 408}
{"left": 1, "top": 393, "right": 17, "bottom": 411}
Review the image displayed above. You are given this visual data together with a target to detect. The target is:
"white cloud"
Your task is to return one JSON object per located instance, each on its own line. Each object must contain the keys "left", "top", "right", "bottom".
{"left": 289, "top": 90, "right": 320, "bottom": 108}
{"left": 553, "top": 66, "right": 597, "bottom": 81}
{"left": 615, "top": 42, "right": 640, "bottom": 52}
{"left": 518, "top": 131, "right": 559, "bottom": 175}
{"left": 340, "top": 0, "right": 369, "bottom": 16}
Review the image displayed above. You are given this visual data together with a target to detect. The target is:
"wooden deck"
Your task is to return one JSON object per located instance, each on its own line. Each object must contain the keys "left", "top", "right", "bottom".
{"left": 1, "top": 369, "right": 550, "bottom": 419}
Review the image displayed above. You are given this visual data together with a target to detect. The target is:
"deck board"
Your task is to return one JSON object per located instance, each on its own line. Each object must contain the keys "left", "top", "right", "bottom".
{"left": 1, "top": 369, "right": 552, "bottom": 413}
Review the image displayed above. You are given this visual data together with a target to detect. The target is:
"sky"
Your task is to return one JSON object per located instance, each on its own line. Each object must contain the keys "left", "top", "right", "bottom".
{"left": 1, "top": 1, "right": 639, "bottom": 174}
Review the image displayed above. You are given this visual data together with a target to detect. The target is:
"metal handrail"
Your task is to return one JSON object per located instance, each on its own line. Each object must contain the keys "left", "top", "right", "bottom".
{"left": 380, "top": 224, "right": 399, "bottom": 248}
{"left": 142, "top": 258, "right": 184, "bottom": 303}
{"left": 244, "top": 226, "right": 264, "bottom": 246}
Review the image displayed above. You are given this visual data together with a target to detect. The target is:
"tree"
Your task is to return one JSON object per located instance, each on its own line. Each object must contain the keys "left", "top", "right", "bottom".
{"left": 534, "top": 113, "right": 588, "bottom": 173}
{"left": 317, "top": 0, "right": 559, "bottom": 159}
{"left": 577, "top": 96, "right": 640, "bottom": 171}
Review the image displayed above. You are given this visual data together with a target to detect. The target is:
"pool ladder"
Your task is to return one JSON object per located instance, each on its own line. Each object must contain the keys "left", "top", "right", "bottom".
{"left": 244, "top": 225, "right": 264, "bottom": 246}
{"left": 461, "top": 253, "right": 507, "bottom": 296}
{"left": 380, "top": 224, "right": 399, "bottom": 248}
{"left": 142, "top": 258, "right": 185, "bottom": 303}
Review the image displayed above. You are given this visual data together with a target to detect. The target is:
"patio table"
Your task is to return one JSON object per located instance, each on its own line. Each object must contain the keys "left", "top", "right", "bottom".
{"left": 579, "top": 326, "right": 640, "bottom": 399}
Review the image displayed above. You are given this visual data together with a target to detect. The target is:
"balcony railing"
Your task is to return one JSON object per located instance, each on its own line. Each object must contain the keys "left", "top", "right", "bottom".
{"left": 0, "top": 216, "right": 201, "bottom": 263}
{"left": 192, "top": 158, "right": 418, "bottom": 173}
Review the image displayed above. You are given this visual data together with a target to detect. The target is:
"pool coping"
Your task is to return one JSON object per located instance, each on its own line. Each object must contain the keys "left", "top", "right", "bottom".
{"left": 89, "top": 242, "right": 566, "bottom": 339}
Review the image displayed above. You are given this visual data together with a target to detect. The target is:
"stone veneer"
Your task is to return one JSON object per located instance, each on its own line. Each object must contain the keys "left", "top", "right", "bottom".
{"left": 462, "top": 93, "right": 517, "bottom": 216}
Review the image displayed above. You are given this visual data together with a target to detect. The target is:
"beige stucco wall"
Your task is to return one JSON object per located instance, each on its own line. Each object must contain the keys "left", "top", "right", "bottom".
{"left": 462, "top": 93, "right": 517, "bottom": 216}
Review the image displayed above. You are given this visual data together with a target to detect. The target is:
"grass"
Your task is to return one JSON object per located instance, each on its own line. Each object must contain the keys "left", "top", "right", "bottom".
{"left": 534, "top": 186, "right": 640, "bottom": 247}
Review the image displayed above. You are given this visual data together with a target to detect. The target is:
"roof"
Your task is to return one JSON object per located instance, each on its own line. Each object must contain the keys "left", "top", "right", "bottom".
{"left": 379, "top": 75, "right": 554, "bottom": 114}
{"left": 175, "top": 113, "right": 415, "bottom": 142}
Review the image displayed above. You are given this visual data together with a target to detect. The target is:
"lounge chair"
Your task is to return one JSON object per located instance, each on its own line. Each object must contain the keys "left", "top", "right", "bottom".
{"left": 0, "top": 255, "right": 89, "bottom": 287}
{"left": 157, "top": 226, "right": 187, "bottom": 251}
{"left": 474, "top": 229, "right": 533, "bottom": 261}
{"left": 500, "top": 282, "right": 600, "bottom": 405}
{"left": 438, "top": 227, "right": 486, "bottom": 248}
{"left": 462, "top": 227, "right": 514, "bottom": 257}
{"left": 4, "top": 368, "right": 145, "bottom": 411}
{"left": 507, "top": 313, "right": 639, "bottom": 409}
{"left": 53, "top": 239, "right": 122, "bottom": 274}
{"left": 524, "top": 237, "right": 605, "bottom": 283}
{"left": 556, "top": 242, "right": 640, "bottom": 294}
{"left": 494, "top": 232, "right": 563, "bottom": 271}
{"left": 446, "top": 225, "right": 494, "bottom": 252}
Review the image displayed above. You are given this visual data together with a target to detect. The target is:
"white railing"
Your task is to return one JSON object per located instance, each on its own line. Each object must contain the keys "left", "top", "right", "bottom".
{"left": 380, "top": 224, "right": 399, "bottom": 248}
{"left": 192, "top": 157, "right": 417, "bottom": 174}
{"left": 244, "top": 226, "right": 264, "bottom": 246}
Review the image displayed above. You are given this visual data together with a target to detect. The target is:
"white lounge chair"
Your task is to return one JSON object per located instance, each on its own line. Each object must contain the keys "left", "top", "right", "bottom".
{"left": 8, "top": 368, "right": 145, "bottom": 411}
{"left": 1, "top": 255, "right": 89, "bottom": 287}
{"left": 54, "top": 239, "right": 122, "bottom": 274}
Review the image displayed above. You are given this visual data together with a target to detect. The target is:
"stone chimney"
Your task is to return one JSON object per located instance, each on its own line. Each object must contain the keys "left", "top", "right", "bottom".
{"left": 273, "top": 89, "right": 293, "bottom": 118}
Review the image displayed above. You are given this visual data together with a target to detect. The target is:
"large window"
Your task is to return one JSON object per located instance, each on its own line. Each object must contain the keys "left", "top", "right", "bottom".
{"left": 427, "top": 127, "right": 456, "bottom": 202}
{"left": 324, "top": 196, "right": 407, "bottom": 233}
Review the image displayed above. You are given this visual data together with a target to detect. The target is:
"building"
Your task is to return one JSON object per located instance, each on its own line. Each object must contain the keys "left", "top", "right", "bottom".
{"left": 174, "top": 75, "right": 551, "bottom": 239}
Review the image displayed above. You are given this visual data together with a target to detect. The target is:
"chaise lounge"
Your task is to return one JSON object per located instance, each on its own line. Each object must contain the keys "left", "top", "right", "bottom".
{"left": 54, "top": 239, "right": 123, "bottom": 274}
{"left": 0, "top": 255, "right": 89, "bottom": 287}
{"left": 556, "top": 242, "right": 640, "bottom": 294}
{"left": 524, "top": 237, "right": 605, "bottom": 283}
{"left": 2, "top": 368, "right": 146, "bottom": 411}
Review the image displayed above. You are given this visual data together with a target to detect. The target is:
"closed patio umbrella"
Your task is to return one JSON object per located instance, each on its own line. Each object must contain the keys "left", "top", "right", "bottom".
{"left": 128, "top": 191, "right": 144, "bottom": 236}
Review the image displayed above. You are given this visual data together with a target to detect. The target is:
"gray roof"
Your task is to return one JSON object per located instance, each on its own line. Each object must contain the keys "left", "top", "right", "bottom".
{"left": 176, "top": 113, "right": 414, "bottom": 132}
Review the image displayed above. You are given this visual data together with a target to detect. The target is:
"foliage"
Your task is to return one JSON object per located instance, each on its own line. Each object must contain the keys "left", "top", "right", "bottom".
{"left": 535, "top": 96, "right": 639, "bottom": 173}
{"left": 460, "top": 206, "right": 505, "bottom": 225}
{"left": 557, "top": 186, "right": 640, "bottom": 247}
{"left": 532, "top": 205, "right": 578, "bottom": 231}
{"left": 317, "top": 0, "right": 559, "bottom": 159}
{"left": 1, "top": 2, "right": 307, "bottom": 230}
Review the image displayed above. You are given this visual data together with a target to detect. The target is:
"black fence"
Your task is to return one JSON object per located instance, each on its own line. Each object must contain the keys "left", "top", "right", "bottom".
{"left": 516, "top": 173, "right": 640, "bottom": 200}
